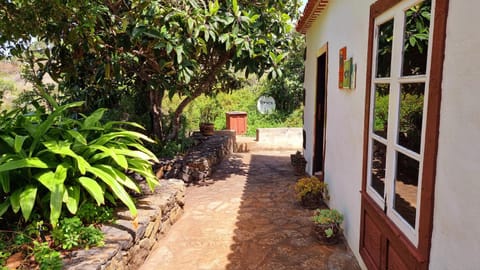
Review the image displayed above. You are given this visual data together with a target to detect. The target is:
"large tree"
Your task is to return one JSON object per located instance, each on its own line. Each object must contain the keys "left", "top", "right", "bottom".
{"left": 0, "top": 0, "right": 299, "bottom": 141}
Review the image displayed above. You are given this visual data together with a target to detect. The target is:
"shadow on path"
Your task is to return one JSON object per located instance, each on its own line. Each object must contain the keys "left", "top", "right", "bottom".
{"left": 139, "top": 152, "right": 360, "bottom": 270}
{"left": 225, "top": 153, "right": 360, "bottom": 270}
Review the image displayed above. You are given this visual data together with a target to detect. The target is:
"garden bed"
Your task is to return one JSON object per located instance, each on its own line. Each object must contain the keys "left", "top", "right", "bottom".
{"left": 63, "top": 179, "right": 185, "bottom": 270}
{"left": 63, "top": 132, "right": 234, "bottom": 269}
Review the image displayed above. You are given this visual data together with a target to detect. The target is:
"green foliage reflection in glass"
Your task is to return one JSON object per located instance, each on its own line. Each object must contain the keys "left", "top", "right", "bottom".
{"left": 0, "top": 100, "right": 158, "bottom": 227}
{"left": 373, "top": 84, "right": 390, "bottom": 137}
{"left": 403, "top": 0, "right": 431, "bottom": 76}
{"left": 376, "top": 19, "right": 394, "bottom": 78}
{"left": 376, "top": 0, "right": 431, "bottom": 77}
{"left": 398, "top": 83, "right": 424, "bottom": 153}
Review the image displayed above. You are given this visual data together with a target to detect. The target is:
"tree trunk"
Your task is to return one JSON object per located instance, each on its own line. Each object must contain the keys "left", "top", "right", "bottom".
{"left": 149, "top": 89, "right": 164, "bottom": 141}
{"left": 167, "top": 94, "right": 199, "bottom": 140}
{"left": 167, "top": 51, "right": 233, "bottom": 140}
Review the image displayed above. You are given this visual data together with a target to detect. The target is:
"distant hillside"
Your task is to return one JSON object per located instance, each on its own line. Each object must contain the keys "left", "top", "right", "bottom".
{"left": 0, "top": 61, "right": 26, "bottom": 110}
{"left": 0, "top": 60, "right": 30, "bottom": 90}
{"left": 0, "top": 60, "right": 56, "bottom": 110}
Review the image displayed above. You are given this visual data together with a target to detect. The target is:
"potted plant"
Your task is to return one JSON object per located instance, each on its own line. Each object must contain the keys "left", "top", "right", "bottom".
{"left": 294, "top": 176, "right": 328, "bottom": 209}
{"left": 312, "top": 208, "right": 344, "bottom": 245}
{"left": 290, "top": 151, "right": 307, "bottom": 175}
{"left": 199, "top": 106, "right": 219, "bottom": 136}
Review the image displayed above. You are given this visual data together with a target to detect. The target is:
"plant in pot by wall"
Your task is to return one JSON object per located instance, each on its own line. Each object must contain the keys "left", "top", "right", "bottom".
{"left": 312, "top": 208, "right": 344, "bottom": 245}
{"left": 199, "top": 106, "right": 219, "bottom": 136}
{"left": 290, "top": 151, "right": 307, "bottom": 175}
{"left": 294, "top": 176, "right": 328, "bottom": 209}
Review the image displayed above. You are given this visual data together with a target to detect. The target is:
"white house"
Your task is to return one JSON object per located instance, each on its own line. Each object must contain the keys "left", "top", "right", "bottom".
{"left": 297, "top": 0, "right": 480, "bottom": 269}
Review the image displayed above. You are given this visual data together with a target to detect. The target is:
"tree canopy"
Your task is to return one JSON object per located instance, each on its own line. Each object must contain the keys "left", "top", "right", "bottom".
{"left": 0, "top": 0, "right": 300, "bottom": 141}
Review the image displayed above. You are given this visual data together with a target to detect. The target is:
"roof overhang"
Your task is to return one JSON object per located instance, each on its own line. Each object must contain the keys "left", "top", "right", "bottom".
{"left": 296, "top": 0, "right": 329, "bottom": 34}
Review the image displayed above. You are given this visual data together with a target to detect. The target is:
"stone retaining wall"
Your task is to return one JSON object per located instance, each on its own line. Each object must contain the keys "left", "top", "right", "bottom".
{"left": 155, "top": 130, "right": 235, "bottom": 184}
{"left": 64, "top": 179, "right": 185, "bottom": 270}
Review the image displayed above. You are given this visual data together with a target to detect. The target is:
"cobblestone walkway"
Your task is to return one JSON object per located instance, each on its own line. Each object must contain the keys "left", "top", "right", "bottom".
{"left": 140, "top": 151, "right": 361, "bottom": 270}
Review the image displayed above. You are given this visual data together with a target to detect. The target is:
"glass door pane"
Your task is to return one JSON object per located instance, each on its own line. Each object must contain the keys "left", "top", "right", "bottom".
{"left": 376, "top": 19, "right": 394, "bottom": 78}
{"left": 398, "top": 83, "right": 425, "bottom": 153}
{"left": 371, "top": 140, "right": 387, "bottom": 198}
{"left": 373, "top": 84, "right": 390, "bottom": 138}
{"left": 402, "top": 0, "right": 431, "bottom": 76}
{"left": 394, "top": 152, "right": 419, "bottom": 228}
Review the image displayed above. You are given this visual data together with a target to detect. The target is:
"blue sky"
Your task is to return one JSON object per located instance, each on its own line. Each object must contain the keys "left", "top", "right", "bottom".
{"left": 300, "top": 0, "right": 307, "bottom": 12}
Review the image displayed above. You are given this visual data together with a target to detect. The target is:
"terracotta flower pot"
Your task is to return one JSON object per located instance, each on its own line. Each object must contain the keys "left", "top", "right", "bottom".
{"left": 199, "top": 123, "right": 215, "bottom": 136}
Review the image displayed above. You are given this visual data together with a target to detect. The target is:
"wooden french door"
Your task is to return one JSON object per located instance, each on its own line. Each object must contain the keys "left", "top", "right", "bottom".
{"left": 360, "top": 0, "right": 448, "bottom": 269}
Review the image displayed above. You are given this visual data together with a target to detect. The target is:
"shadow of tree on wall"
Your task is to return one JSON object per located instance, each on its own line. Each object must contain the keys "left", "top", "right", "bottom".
{"left": 224, "top": 153, "right": 361, "bottom": 270}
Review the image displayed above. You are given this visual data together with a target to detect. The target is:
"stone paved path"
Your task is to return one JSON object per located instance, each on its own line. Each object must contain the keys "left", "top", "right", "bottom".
{"left": 140, "top": 151, "right": 361, "bottom": 270}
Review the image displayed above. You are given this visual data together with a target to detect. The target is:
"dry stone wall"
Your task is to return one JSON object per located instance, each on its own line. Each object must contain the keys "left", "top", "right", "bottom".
{"left": 155, "top": 131, "right": 235, "bottom": 184}
{"left": 63, "top": 179, "right": 185, "bottom": 270}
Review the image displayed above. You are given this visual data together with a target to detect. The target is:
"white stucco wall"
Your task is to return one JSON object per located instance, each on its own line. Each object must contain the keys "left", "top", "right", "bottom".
{"left": 302, "top": 1, "right": 374, "bottom": 268}
{"left": 429, "top": 2, "right": 480, "bottom": 269}
{"left": 304, "top": 0, "right": 480, "bottom": 268}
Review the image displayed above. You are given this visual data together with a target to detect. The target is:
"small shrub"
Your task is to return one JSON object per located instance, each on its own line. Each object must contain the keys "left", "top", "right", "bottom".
{"left": 52, "top": 217, "right": 104, "bottom": 250}
{"left": 33, "top": 241, "right": 63, "bottom": 270}
{"left": 312, "top": 209, "right": 344, "bottom": 226}
{"left": 76, "top": 202, "right": 114, "bottom": 225}
{"left": 294, "top": 176, "right": 328, "bottom": 201}
{"left": 0, "top": 251, "right": 10, "bottom": 269}
{"left": 80, "top": 225, "right": 105, "bottom": 249}
{"left": 312, "top": 209, "right": 344, "bottom": 243}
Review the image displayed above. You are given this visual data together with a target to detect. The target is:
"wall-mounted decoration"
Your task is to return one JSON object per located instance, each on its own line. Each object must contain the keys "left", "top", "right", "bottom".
{"left": 338, "top": 47, "right": 347, "bottom": 88}
{"left": 338, "top": 48, "right": 357, "bottom": 90}
{"left": 257, "top": 96, "right": 276, "bottom": 114}
{"left": 350, "top": 62, "right": 356, "bottom": 89}
{"left": 343, "top": 58, "right": 352, "bottom": 89}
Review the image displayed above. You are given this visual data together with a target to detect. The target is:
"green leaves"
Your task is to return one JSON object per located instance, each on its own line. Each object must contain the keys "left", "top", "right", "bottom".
{"left": 19, "top": 185, "right": 37, "bottom": 221}
{"left": 78, "top": 177, "right": 105, "bottom": 206}
{"left": 50, "top": 183, "right": 65, "bottom": 228}
{"left": 208, "top": 0, "right": 220, "bottom": 16}
{"left": 0, "top": 158, "right": 50, "bottom": 173}
{"left": 87, "top": 166, "right": 138, "bottom": 217}
{"left": 0, "top": 100, "right": 159, "bottom": 226}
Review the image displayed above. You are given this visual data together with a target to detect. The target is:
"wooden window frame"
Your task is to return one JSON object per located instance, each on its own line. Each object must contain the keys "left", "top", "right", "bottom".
{"left": 360, "top": 0, "right": 449, "bottom": 268}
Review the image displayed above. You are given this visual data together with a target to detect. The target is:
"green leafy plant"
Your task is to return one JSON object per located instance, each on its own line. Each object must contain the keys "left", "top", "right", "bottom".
{"left": 312, "top": 209, "right": 344, "bottom": 225}
{"left": 0, "top": 100, "right": 159, "bottom": 227}
{"left": 52, "top": 217, "right": 104, "bottom": 250}
{"left": 76, "top": 202, "right": 114, "bottom": 225}
{"left": 0, "top": 251, "right": 10, "bottom": 268}
{"left": 312, "top": 209, "right": 344, "bottom": 240}
{"left": 294, "top": 176, "right": 328, "bottom": 201}
{"left": 199, "top": 99, "right": 221, "bottom": 124}
{"left": 33, "top": 241, "right": 63, "bottom": 270}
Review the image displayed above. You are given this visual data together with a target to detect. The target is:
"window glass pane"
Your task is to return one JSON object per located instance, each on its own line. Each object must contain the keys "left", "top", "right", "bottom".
{"left": 371, "top": 140, "right": 386, "bottom": 198}
{"left": 398, "top": 83, "right": 424, "bottom": 153}
{"left": 376, "top": 19, "right": 394, "bottom": 78}
{"left": 373, "top": 83, "right": 390, "bottom": 138}
{"left": 394, "top": 152, "right": 419, "bottom": 228}
{"left": 402, "top": 0, "right": 431, "bottom": 76}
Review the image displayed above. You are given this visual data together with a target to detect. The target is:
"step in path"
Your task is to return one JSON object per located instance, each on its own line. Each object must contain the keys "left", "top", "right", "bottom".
{"left": 140, "top": 151, "right": 361, "bottom": 270}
